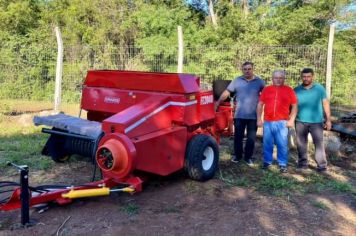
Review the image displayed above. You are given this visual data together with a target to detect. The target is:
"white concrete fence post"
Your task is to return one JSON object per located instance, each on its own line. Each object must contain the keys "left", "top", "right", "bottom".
{"left": 326, "top": 22, "right": 335, "bottom": 100}
{"left": 54, "top": 26, "right": 63, "bottom": 112}
{"left": 177, "top": 26, "right": 184, "bottom": 73}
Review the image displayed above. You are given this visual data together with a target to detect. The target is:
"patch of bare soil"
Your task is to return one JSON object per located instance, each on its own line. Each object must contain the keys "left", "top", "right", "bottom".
{"left": 1, "top": 137, "right": 355, "bottom": 236}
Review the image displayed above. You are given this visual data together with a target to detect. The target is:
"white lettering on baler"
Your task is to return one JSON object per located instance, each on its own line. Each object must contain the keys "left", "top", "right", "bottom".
{"left": 104, "top": 97, "right": 120, "bottom": 104}
{"left": 200, "top": 95, "right": 213, "bottom": 105}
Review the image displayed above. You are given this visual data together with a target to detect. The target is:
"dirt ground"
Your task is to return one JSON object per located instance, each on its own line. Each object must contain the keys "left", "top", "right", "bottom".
{"left": 1, "top": 135, "right": 355, "bottom": 236}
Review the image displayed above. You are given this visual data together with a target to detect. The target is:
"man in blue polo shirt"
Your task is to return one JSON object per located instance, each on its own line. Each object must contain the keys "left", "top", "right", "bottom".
{"left": 294, "top": 68, "right": 331, "bottom": 172}
{"left": 215, "top": 61, "right": 265, "bottom": 165}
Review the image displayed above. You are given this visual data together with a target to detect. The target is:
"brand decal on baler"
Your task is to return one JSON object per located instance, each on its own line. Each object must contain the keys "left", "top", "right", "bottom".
{"left": 104, "top": 97, "right": 120, "bottom": 104}
{"left": 125, "top": 100, "right": 197, "bottom": 133}
{"left": 200, "top": 95, "right": 213, "bottom": 105}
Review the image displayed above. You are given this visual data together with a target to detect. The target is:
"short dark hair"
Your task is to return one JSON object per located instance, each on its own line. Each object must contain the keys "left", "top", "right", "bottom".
{"left": 242, "top": 61, "right": 254, "bottom": 68}
{"left": 301, "top": 68, "right": 314, "bottom": 75}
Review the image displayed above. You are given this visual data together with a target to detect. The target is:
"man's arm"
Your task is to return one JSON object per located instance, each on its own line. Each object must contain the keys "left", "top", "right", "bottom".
{"left": 214, "top": 89, "right": 230, "bottom": 111}
{"left": 322, "top": 99, "right": 332, "bottom": 130}
{"left": 256, "top": 101, "right": 264, "bottom": 127}
{"left": 287, "top": 104, "right": 298, "bottom": 127}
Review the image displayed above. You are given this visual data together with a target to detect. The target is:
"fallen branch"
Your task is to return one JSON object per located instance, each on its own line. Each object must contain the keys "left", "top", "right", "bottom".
{"left": 55, "top": 216, "right": 71, "bottom": 236}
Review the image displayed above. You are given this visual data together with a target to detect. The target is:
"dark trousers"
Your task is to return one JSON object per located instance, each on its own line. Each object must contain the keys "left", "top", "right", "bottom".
{"left": 295, "top": 121, "right": 327, "bottom": 168}
{"left": 234, "top": 118, "right": 257, "bottom": 161}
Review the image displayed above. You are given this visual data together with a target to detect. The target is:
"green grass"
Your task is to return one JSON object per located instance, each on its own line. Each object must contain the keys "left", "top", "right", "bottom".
{"left": 218, "top": 157, "right": 354, "bottom": 198}
{"left": 257, "top": 171, "right": 306, "bottom": 196}
{"left": 311, "top": 200, "right": 330, "bottom": 210}
{"left": 258, "top": 172, "right": 295, "bottom": 191}
{"left": 0, "top": 100, "right": 84, "bottom": 173}
{"left": 0, "top": 122, "right": 53, "bottom": 173}
{"left": 218, "top": 169, "right": 249, "bottom": 187}
{"left": 326, "top": 180, "right": 353, "bottom": 193}
{"left": 183, "top": 180, "right": 202, "bottom": 194}
{"left": 303, "top": 173, "right": 353, "bottom": 193}
{"left": 0, "top": 99, "right": 81, "bottom": 116}
{"left": 121, "top": 203, "right": 139, "bottom": 215}
{"left": 0, "top": 99, "right": 53, "bottom": 114}
{"left": 162, "top": 206, "right": 181, "bottom": 213}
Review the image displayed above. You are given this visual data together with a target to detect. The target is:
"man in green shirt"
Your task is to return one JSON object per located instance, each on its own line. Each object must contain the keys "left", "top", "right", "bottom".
{"left": 294, "top": 68, "right": 331, "bottom": 172}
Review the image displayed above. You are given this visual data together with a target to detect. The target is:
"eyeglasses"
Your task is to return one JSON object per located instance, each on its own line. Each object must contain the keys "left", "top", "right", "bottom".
{"left": 243, "top": 68, "right": 253, "bottom": 71}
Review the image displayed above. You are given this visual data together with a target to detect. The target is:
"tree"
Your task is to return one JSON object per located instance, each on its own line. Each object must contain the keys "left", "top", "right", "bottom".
{"left": 241, "top": 0, "right": 249, "bottom": 18}
{"left": 209, "top": 0, "right": 218, "bottom": 28}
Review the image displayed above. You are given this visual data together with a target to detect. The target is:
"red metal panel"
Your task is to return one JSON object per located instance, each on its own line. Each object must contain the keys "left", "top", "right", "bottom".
{"left": 83, "top": 70, "right": 200, "bottom": 94}
{"left": 99, "top": 92, "right": 203, "bottom": 138}
{"left": 81, "top": 87, "right": 151, "bottom": 114}
{"left": 181, "top": 103, "right": 200, "bottom": 126}
{"left": 125, "top": 107, "right": 173, "bottom": 138}
{"left": 101, "top": 96, "right": 172, "bottom": 137}
{"left": 197, "top": 91, "right": 215, "bottom": 122}
{"left": 133, "top": 126, "right": 187, "bottom": 176}
{"left": 81, "top": 87, "right": 197, "bottom": 124}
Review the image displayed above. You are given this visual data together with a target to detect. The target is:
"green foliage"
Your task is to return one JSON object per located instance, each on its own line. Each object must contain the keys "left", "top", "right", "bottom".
{"left": 332, "top": 29, "right": 356, "bottom": 106}
{"left": 0, "top": 0, "right": 40, "bottom": 36}
{"left": 0, "top": 0, "right": 354, "bottom": 106}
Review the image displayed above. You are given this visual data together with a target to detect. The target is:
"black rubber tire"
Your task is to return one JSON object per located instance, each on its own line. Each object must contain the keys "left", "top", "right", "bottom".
{"left": 184, "top": 134, "right": 219, "bottom": 181}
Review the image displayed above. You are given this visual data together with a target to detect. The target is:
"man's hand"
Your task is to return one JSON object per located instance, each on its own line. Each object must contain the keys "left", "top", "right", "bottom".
{"left": 322, "top": 99, "right": 331, "bottom": 131}
{"left": 286, "top": 119, "right": 294, "bottom": 128}
{"left": 215, "top": 90, "right": 230, "bottom": 111}
{"left": 214, "top": 101, "right": 220, "bottom": 111}
{"left": 324, "top": 120, "right": 332, "bottom": 131}
{"left": 257, "top": 119, "right": 263, "bottom": 127}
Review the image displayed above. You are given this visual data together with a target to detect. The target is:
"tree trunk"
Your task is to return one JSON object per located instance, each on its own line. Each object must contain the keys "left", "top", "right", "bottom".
{"left": 209, "top": 0, "right": 218, "bottom": 28}
{"left": 241, "top": 0, "right": 249, "bottom": 18}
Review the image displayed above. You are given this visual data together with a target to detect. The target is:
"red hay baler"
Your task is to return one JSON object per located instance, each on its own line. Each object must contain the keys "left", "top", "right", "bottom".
{"left": 0, "top": 71, "right": 233, "bottom": 212}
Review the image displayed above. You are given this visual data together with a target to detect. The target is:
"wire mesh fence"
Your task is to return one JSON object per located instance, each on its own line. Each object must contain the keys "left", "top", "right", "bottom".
{"left": 0, "top": 44, "right": 354, "bottom": 118}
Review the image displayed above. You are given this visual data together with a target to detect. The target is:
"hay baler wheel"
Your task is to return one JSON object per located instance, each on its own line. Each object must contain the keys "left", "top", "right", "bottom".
{"left": 184, "top": 134, "right": 219, "bottom": 181}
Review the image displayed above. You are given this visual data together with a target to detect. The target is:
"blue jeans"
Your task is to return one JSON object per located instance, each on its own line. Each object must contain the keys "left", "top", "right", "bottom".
{"left": 263, "top": 120, "right": 289, "bottom": 167}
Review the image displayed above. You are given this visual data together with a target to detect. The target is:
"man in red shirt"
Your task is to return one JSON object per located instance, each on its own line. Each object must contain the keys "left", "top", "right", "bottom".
{"left": 257, "top": 70, "right": 298, "bottom": 173}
